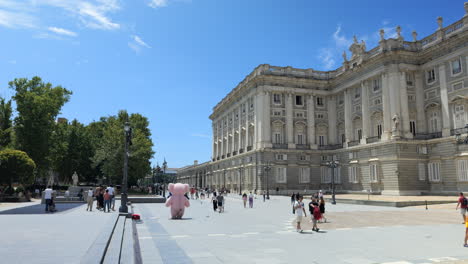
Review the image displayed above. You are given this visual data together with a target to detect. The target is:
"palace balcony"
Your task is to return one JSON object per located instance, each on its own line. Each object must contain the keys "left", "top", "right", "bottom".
{"left": 318, "top": 144, "right": 343, "bottom": 150}
{"left": 347, "top": 140, "right": 360, "bottom": 147}
{"left": 296, "top": 144, "right": 310, "bottom": 150}
{"left": 272, "top": 144, "right": 288, "bottom": 149}
{"left": 366, "top": 136, "right": 380, "bottom": 144}
{"left": 414, "top": 132, "right": 442, "bottom": 140}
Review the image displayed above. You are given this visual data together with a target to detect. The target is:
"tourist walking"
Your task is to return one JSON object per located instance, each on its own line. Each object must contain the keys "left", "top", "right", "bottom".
{"left": 457, "top": 192, "right": 468, "bottom": 224}
{"left": 319, "top": 197, "right": 327, "bottom": 223}
{"left": 103, "top": 189, "right": 111, "bottom": 213}
{"left": 309, "top": 199, "right": 321, "bottom": 232}
{"left": 242, "top": 193, "right": 247, "bottom": 208}
{"left": 107, "top": 185, "right": 115, "bottom": 211}
{"left": 216, "top": 193, "right": 224, "bottom": 213}
{"left": 212, "top": 192, "right": 218, "bottom": 211}
{"left": 263, "top": 191, "right": 266, "bottom": 202}
{"left": 248, "top": 192, "right": 254, "bottom": 208}
{"left": 294, "top": 196, "right": 306, "bottom": 232}
{"left": 44, "top": 186, "right": 53, "bottom": 212}
{"left": 86, "top": 188, "right": 94, "bottom": 211}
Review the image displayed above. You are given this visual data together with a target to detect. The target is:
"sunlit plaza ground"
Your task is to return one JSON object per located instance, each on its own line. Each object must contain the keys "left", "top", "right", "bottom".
{"left": 2, "top": 195, "right": 468, "bottom": 264}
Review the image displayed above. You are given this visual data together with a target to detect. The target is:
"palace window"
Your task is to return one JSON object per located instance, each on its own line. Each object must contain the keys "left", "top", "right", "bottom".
{"left": 452, "top": 58, "right": 462, "bottom": 75}
{"left": 276, "top": 167, "right": 287, "bottom": 183}
{"left": 296, "top": 112, "right": 304, "bottom": 118}
{"left": 417, "top": 145, "right": 428, "bottom": 154}
{"left": 418, "top": 163, "right": 426, "bottom": 181}
{"left": 374, "top": 99, "right": 381, "bottom": 105}
{"left": 296, "top": 95, "right": 303, "bottom": 106}
{"left": 348, "top": 166, "right": 358, "bottom": 183}
{"left": 453, "top": 82, "right": 463, "bottom": 91}
{"left": 273, "top": 111, "right": 281, "bottom": 116}
{"left": 410, "top": 121, "right": 416, "bottom": 136}
{"left": 354, "top": 87, "right": 361, "bottom": 99}
{"left": 273, "top": 93, "right": 281, "bottom": 104}
{"left": 317, "top": 113, "right": 324, "bottom": 119}
{"left": 458, "top": 160, "right": 468, "bottom": 181}
{"left": 357, "top": 129, "right": 362, "bottom": 141}
{"left": 369, "top": 164, "right": 378, "bottom": 182}
{"left": 406, "top": 73, "right": 414, "bottom": 86}
{"left": 428, "top": 162, "right": 441, "bottom": 182}
{"left": 341, "top": 134, "right": 346, "bottom": 143}
{"left": 334, "top": 167, "right": 341, "bottom": 183}
{"left": 426, "top": 69, "right": 436, "bottom": 83}
{"left": 317, "top": 97, "right": 324, "bottom": 106}
{"left": 318, "top": 135, "right": 326, "bottom": 146}
{"left": 276, "top": 154, "right": 287, "bottom": 161}
{"left": 321, "top": 167, "right": 331, "bottom": 183}
{"left": 299, "top": 168, "right": 310, "bottom": 183}
{"left": 454, "top": 104, "right": 466, "bottom": 129}
{"left": 297, "top": 134, "right": 304, "bottom": 145}
{"left": 373, "top": 79, "right": 381, "bottom": 92}
{"left": 429, "top": 111, "right": 440, "bottom": 132}
{"left": 299, "top": 155, "right": 307, "bottom": 161}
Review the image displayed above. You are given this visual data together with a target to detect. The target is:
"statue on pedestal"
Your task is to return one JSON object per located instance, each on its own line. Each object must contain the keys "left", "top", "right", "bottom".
{"left": 72, "top": 172, "right": 79, "bottom": 186}
{"left": 392, "top": 114, "right": 400, "bottom": 132}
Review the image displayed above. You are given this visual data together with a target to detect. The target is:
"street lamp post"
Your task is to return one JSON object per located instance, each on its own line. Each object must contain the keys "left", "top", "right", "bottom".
{"left": 325, "top": 159, "right": 339, "bottom": 205}
{"left": 264, "top": 162, "right": 271, "bottom": 200}
{"left": 238, "top": 164, "right": 243, "bottom": 195}
{"left": 119, "top": 122, "right": 132, "bottom": 213}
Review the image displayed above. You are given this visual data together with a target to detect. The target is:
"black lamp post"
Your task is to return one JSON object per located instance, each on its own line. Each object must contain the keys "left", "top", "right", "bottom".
{"left": 119, "top": 121, "right": 132, "bottom": 213}
{"left": 264, "top": 162, "right": 271, "bottom": 200}
{"left": 325, "top": 159, "right": 339, "bottom": 205}
{"left": 238, "top": 163, "right": 243, "bottom": 195}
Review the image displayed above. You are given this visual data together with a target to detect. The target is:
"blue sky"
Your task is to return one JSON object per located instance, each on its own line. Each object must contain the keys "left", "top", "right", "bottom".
{"left": 0, "top": 0, "right": 466, "bottom": 168}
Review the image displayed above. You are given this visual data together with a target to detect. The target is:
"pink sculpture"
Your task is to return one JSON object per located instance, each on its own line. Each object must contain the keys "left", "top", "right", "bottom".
{"left": 165, "top": 183, "right": 190, "bottom": 219}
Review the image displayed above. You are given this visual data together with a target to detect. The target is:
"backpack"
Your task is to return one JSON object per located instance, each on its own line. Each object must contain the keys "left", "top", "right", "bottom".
{"left": 462, "top": 197, "right": 468, "bottom": 206}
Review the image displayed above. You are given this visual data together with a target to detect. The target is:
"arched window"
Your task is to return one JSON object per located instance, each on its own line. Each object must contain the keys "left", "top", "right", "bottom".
{"left": 295, "top": 122, "right": 306, "bottom": 145}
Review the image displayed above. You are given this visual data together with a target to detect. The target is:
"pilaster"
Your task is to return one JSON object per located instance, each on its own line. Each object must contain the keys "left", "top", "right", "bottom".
{"left": 381, "top": 73, "right": 392, "bottom": 140}
{"left": 344, "top": 89, "right": 353, "bottom": 145}
{"left": 414, "top": 72, "right": 427, "bottom": 133}
{"left": 286, "top": 93, "right": 295, "bottom": 149}
{"left": 399, "top": 71, "right": 412, "bottom": 138}
{"left": 307, "top": 95, "right": 317, "bottom": 149}
{"left": 327, "top": 96, "right": 337, "bottom": 144}
{"left": 263, "top": 91, "right": 272, "bottom": 148}
{"left": 439, "top": 64, "right": 451, "bottom": 137}
{"left": 361, "top": 81, "right": 370, "bottom": 144}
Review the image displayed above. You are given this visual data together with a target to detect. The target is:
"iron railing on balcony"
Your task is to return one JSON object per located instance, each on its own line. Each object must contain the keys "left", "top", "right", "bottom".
{"left": 366, "top": 136, "right": 380, "bottom": 144}
{"left": 247, "top": 146, "right": 253, "bottom": 151}
{"left": 239, "top": 148, "right": 244, "bottom": 154}
{"left": 348, "top": 140, "right": 360, "bottom": 147}
{"left": 272, "top": 144, "right": 288, "bottom": 149}
{"left": 227, "top": 153, "right": 231, "bottom": 158}
{"left": 414, "top": 132, "right": 442, "bottom": 140}
{"left": 232, "top": 151, "right": 237, "bottom": 156}
{"left": 296, "top": 144, "right": 309, "bottom": 150}
{"left": 318, "top": 144, "right": 343, "bottom": 150}
{"left": 451, "top": 127, "right": 468, "bottom": 136}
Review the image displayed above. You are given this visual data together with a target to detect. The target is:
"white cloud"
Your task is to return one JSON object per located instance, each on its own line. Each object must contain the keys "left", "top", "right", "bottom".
{"left": 48, "top": 26, "right": 77, "bottom": 37}
{"left": 318, "top": 48, "right": 335, "bottom": 70}
{"left": 0, "top": 0, "right": 121, "bottom": 31}
{"left": 332, "top": 24, "right": 353, "bottom": 48}
{"left": 128, "top": 35, "right": 151, "bottom": 53}
{"left": 149, "top": 0, "right": 168, "bottom": 8}
{"left": 0, "top": 9, "right": 36, "bottom": 28}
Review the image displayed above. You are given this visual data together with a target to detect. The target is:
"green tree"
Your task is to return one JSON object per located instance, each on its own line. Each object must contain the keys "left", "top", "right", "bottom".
{"left": 92, "top": 110, "right": 154, "bottom": 186}
{"left": 0, "top": 98, "right": 13, "bottom": 148}
{"left": 10, "top": 77, "right": 72, "bottom": 180}
{"left": 0, "top": 149, "right": 36, "bottom": 187}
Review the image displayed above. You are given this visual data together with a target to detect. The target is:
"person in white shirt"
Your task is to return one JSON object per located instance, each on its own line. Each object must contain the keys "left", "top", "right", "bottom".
{"left": 44, "top": 186, "right": 53, "bottom": 212}
{"left": 86, "top": 188, "right": 94, "bottom": 211}
{"left": 107, "top": 185, "right": 115, "bottom": 211}
{"left": 294, "top": 196, "right": 307, "bottom": 233}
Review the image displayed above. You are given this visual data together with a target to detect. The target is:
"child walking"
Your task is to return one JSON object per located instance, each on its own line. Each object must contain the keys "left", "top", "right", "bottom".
{"left": 294, "top": 196, "right": 306, "bottom": 232}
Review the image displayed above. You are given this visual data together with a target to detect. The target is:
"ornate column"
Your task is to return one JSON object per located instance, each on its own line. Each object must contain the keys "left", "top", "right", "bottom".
{"left": 439, "top": 64, "right": 451, "bottom": 137}
{"left": 361, "top": 81, "right": 370, "bottom": 144}
{"left": 237, "top": 105, "right": 242, "bottom": 153}
{"left": 307, "top": 95, "right": 317, "bottom": 148}
{"left": 381, "top": 73, "right": 392, "bottom": 140}
{"left": 399, "top": 71, "right": 412, "bottom": 138}
{"left": 388, "top": 69, "right": 402, "bottom": 139}
{"left": 255, "top": 90, "right": 264, "bottom": 149}
{"left": 221, "top": 117, "right": 225, "bottom": 157}
{"left": 263, "top": 91, "right": 272, "bottom": 148}
{"left": 286, "top": 93, "right": 295, "bottom": 148}
{"left": 344, "top": 89, "right": 353, "bottom": 145}
{"left": 327, "top": 96, "right": 337, "bottom": 144}
{"left": 414, "top": 72, "right": 427, "bottom": 133}
{"left": 245, "top": 102, "right": 250, "bottom": 151}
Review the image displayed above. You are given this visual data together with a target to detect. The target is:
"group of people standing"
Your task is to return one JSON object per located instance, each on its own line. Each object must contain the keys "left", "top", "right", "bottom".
{"left": 292, "top": 191, "right": 327, "bottom": 233}
{"left": 86, "top": 185, "right": 115, "bottom": 213}
{"left": 242, "top": 192, "right": 255, "bottom": 208}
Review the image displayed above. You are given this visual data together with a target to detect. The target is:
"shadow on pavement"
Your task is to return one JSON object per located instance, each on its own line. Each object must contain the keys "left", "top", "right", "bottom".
{"left": 0, "top": 203, "right": 83, "bottom": 215}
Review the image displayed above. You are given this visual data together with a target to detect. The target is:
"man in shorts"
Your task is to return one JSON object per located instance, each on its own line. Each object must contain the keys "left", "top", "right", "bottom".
{"left": 293, "top": 196, "right": 306, "bottom": 232}
{"left": 456, "top": 192, "right": 468, "bottom": 224}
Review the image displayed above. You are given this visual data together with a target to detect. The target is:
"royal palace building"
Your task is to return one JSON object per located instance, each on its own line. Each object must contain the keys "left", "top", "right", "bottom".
{"left": 178, "top": 3, "right": 468, "bottom": 195}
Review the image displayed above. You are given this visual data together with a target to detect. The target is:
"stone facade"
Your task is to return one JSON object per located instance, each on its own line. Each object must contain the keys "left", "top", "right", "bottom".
{"left": 178, "top": 3, "right": 468, "bottom": 195}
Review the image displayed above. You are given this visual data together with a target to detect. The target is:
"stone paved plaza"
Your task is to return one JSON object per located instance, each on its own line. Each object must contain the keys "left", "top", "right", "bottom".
{"left": 134, "top": 195, "right": 468, "bottom": 264}
{"left": 1, "top": 196, "right": 468, "bottom": 263}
